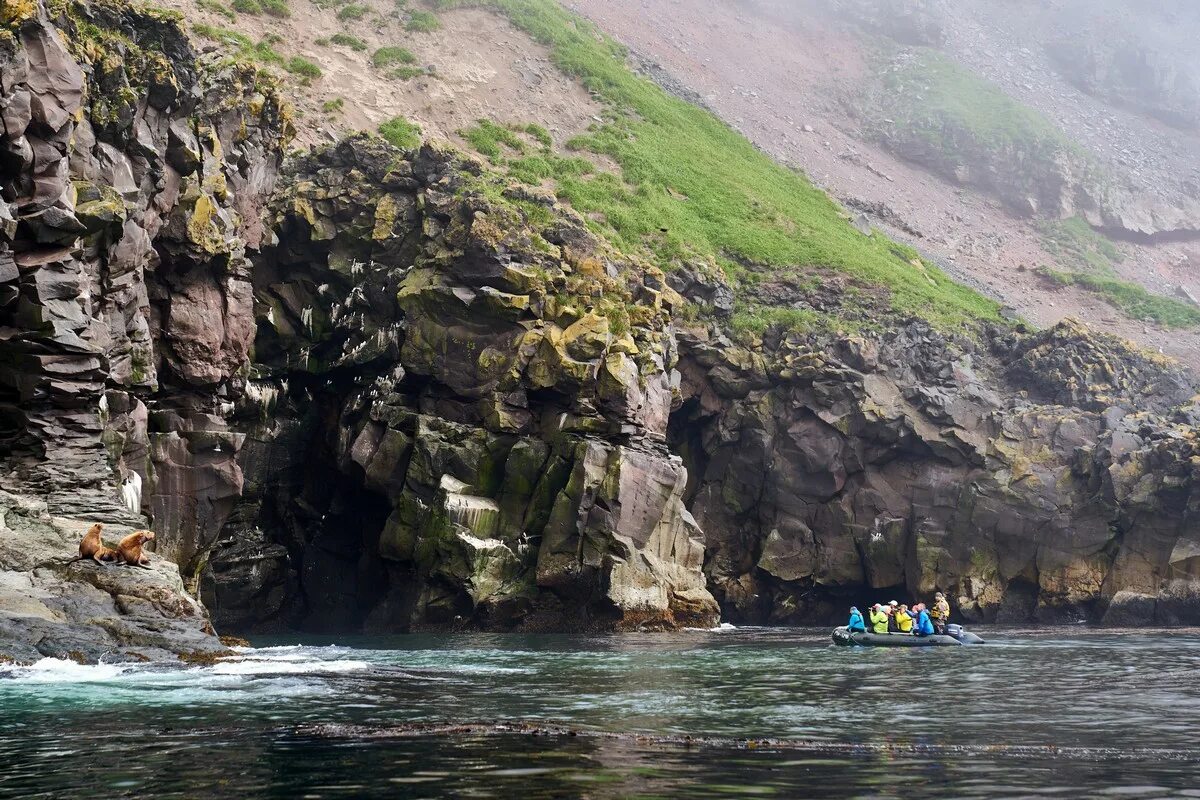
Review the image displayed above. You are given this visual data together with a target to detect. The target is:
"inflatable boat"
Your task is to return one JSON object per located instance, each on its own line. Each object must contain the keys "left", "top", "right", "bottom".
{"left": 832, "top": 623, "right": 984, "bottom": 647}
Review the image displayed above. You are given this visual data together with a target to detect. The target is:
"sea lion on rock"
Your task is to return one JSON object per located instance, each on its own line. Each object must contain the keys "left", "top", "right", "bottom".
{"left": 77, "top": 523, "right": 117, "bottom": 564}
{"left": 116, "top": 530, "right": 155, "bottom": 568}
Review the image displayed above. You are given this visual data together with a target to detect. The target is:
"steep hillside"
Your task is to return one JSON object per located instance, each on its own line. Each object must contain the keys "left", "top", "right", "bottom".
{"left": 3, "top": 0, "right": 1200, "bottom": 658}
{"left": 566, "top": 0, "right": 1200, "bottom": 368}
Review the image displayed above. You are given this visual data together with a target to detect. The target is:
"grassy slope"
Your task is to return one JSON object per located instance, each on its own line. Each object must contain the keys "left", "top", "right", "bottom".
{"left": 434, "top": 0, "right": 1003, "bottom": 333}
{"left": 1038, "top": 217, "right": 1200, "bottom": 329}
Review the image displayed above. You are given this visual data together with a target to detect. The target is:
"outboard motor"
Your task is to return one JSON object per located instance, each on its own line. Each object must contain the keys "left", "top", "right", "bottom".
{"left": 945, "top": 623, "right": 985, "bottom": 644}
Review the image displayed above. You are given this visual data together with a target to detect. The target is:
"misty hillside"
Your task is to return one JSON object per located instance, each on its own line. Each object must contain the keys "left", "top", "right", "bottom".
{"left": 568, "top": 0, "right": 1200, "bottom": 366}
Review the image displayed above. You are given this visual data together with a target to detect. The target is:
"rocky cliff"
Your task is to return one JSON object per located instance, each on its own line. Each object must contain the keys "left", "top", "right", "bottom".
{"left": 2, "top": 0, "right": 1200, "bottom": 654}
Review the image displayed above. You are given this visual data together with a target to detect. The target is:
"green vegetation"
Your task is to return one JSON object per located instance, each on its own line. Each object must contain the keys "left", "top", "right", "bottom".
{"left": 389, "top": 65, "right": 426, "bottom": 80}
{"left": 372, "top": 45, "right": 416, "bottom": 66}
{"left": 231, "top": 0, "right": 261, "bottom": 13}
{"left": 462, "top": 119, "right": 527, "bottom": 159}
{"left": 337, "top": 3, "right": 369, "bottom": 19}
{"left": 406, "top": 9, "right": 440, "bottom": 31}
{"left": 878, "top": 49, "right": 1084, "bottom": 161}
{"left": 330, "top": 32, "right": 367, "bottom": 50}
{"left": 191, "top": 23, "right": 288, "bottom": 66}
{"left": 197, "top": 0, "right": 236, "bottom": 21}
{"left": 322, "top": 97, "right": 345, "bottom": 113}
{"left": 286, "top": 55, "right": 323, "bottom": 79}
{"left": 729, "top": 305, "right": 821, "bottom": 337}
{"left": 521, "top": 122, "right": 553, "bottom": 149}
{"left": 1034, "top": 218, "right": 1198, "bottom": 328}
{"left": 191, "top": 22, "right": 251, "bottom": 46}
{"left": 379, "top": 116, "right": 422, "bottom": 150}
{"left": 260, "top": 0, "right": 291, "bottom": 17}
{"left": 1039, "top": 216, "right": 1124, "bottom": 277}
{"left": 428, "top": 0, "right": 1002, "bottom": 332}
{"left": 1040, "top": 269, "right": 1200, "bottom": 329}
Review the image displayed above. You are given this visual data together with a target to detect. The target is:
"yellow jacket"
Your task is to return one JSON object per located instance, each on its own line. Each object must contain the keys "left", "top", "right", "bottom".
{"left": 868, "top": 609, "right": 889, "bottom": 634}
{"left": 894, "top": 610, "right": 914, "bottom": 632}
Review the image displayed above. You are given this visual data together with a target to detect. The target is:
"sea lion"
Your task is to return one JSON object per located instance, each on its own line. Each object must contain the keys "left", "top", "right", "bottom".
{"left": 77, "top": 523, "right": 117, "bottom": 564}
{"left": 116, "top": 530, "right": 155, "bottom": 568}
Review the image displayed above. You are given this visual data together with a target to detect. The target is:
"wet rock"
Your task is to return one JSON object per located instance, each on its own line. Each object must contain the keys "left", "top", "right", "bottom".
{"left": 0, "top": 491, "right": 224, "bottom": 663}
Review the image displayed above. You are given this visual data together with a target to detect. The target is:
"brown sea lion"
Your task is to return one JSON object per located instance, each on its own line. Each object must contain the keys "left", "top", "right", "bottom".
{"left": 116, "top": 530, "right": 155, "bottom": 568}
{"left": 78, "top": 523, "right": 118, "bottom": 564}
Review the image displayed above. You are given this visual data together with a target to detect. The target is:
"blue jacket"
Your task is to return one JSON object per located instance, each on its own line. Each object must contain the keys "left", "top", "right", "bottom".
{"left": 847, "top": 609, "right": 865, "bottom": 632}
{"left": 914, "top": 609, "right": 935, "bottom": 636}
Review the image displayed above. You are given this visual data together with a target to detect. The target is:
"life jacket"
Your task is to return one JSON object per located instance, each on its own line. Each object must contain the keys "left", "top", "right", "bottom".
{"left": 894, "top": 610, "right": 914, "bottom": 632}
{"left": 868, "top": 609, "right": 889, "bottom": 634}
{"left": 847, "top": 610, "right": 866, "bottom": 632}
{"left": 931, "top": 598, "right": 950, "bottom": 622}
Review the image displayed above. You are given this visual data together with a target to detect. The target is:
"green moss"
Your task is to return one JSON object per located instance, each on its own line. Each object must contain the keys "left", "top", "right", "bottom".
{"left": 286, "top": 55, "right": 323, "bottom": 78}
{"left": 406, "top": 9, "right": 440, "bottom": 31}
{"left": 428, "top": 0, "right": 1002, "bottom": 332}
{"left": 330, "top": 32, "right": 367, "bottom": 50}
{"left": 336, "top": 3, "right": 368, "bottom": 19}
{"left": 379, "top": 115, "right": 422, "bottom": 150}
{"left": 1039, "top": 268, "right": 1200, "bottom": 329}
{"left": 231, "top": 0, "right": 261, "bottom": 13}
{"left": 372, "top": 45, "right": 416, "bottom": 66}
{"left": 322, "top": 97, "right": 345, "bottom": 113}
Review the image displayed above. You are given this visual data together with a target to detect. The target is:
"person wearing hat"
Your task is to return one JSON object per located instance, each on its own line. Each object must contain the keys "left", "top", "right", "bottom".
{"left": 868, "top": 603, "right": 890, "bottom": 634}
{"left": 893, "top": 603, "right": 914, "bottom": 633}
{"left": 930, "top": 592, "right": 951, "bottom": 635}
{"left": 847, "top": 605, "right": 866, "bottom": 633}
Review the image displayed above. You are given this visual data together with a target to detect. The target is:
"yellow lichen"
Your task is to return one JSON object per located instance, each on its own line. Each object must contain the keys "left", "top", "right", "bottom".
{"left": 372, "top": 194, "right": 399, "bottom": 241}
{"left": 1, "top": 0, "right": 38, "bottom": 28}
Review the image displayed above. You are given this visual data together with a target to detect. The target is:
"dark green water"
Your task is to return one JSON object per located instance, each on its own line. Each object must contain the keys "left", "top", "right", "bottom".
{"left": 1, "top": 627, "right": 1198, "bottom": 798}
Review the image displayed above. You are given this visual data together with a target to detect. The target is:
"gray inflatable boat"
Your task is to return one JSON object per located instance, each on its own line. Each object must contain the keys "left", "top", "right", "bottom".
{"left": 832, "top": 623, "right": 984, "bottom": 647}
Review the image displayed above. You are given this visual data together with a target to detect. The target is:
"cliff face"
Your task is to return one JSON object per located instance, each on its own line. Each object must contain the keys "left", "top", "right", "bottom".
{"left": 670, "top": 308, "right": 1200, "bottom": 625}
{"left": 2, "top": 1, "right": 1199, "bottom": 649}
{"left": 208, "top": 137, "right": 716, "bottom": 632}
{"left": 0, "top": 0, "right": 287, "bottom": 657}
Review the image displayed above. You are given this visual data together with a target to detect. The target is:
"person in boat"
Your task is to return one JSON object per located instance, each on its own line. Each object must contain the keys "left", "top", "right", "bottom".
{"left": 911, "top": 603, "right": 936, "bottom": 637}
{"left": 847, "top": 606, "right": 866, "bottom": 633}
{"left": 930, "top": 592, "right": 951, "bottom": 635}
{"left": 868, "top": 603, "right": 890, "bottom": 634}
{"left": 893, "top": 603, "right": 914, "bottom": 634}
{"left": 887, "top": 600, "right": 900, "bottom": 632}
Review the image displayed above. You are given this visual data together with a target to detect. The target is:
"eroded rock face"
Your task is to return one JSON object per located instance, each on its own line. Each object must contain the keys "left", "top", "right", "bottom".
{"left": 0, "top": 0, "right": 287, "bottom": 564}
{"left": 201, "top": 136, "right": 716, "bottom": 632}
{"left": 3, "top": 0, "right": 1199, "bottom": 644}
{"left": 0, "top": 0, "right": 283, "bottom": 654}
{"left": 672, "top": 318, "right": 1200, "bottom": 626}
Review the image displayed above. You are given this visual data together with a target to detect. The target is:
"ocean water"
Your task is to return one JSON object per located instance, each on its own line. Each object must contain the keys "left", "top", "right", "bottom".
{"left": 1, "top": 627, "right": 1198, "bottom": 798}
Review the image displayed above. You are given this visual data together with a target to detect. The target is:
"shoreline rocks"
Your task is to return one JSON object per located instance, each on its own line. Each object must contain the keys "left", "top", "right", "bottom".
{"left": 0, "top": 491, "right": 226, "bottom": 663}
